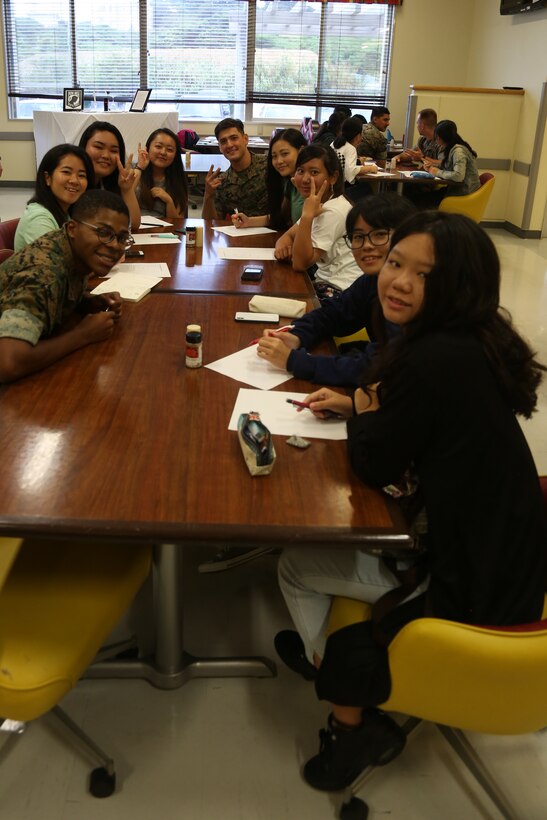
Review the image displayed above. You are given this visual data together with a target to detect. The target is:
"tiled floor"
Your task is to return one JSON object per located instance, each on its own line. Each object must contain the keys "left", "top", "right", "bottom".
{"left": 1, "top": 188, "right": 546, "bottom": 819}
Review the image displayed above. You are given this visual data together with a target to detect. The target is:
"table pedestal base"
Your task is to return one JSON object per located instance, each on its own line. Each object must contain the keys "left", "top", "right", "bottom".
{"left": 85, "top": 654, "right": 276, "bottom": 690}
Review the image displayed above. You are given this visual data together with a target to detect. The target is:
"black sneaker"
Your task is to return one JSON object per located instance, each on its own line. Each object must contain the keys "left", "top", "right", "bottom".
{"left": 303, "top": 709, "right": 406, "bottom": 791}
{"left": 274, "top": 630, "right": 317, "bottom": 681}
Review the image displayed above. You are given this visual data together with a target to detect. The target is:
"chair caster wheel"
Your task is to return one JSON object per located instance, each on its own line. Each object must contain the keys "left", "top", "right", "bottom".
{"left": 89, "top": 766, "right": 116, "bottom": 798}
{"left": 340, "top": 796, "right": 369, "bottom": 820}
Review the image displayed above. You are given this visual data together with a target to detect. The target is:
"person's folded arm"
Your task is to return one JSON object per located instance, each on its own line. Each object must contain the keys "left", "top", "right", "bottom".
{"left": 347, "top": 361, "right": 433, "bottom": 488}
{"left": 288, "top": 347, "right": 374, "bottom": 387}
{"left": 292, "top": 214, "right": 323, "bottom": 271}
{"left": 435, "top": 147, "right": 467, "bottom": 183}
{"left": 0, "top": 314, "right": 117, "bottom": 383}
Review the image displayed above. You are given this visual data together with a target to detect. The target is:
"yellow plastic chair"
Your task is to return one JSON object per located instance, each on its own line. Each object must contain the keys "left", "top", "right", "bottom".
{"left": 326, "top": 592, "right": 547, "bottom": 820}
{"left": 0, "top": 538, "right": 152, "bottom": 797}
{"left": 438, "top": 172, "right": 495, "bottom": 223}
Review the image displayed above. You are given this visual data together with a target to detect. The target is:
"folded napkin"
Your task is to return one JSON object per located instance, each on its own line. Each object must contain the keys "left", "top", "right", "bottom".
{"left": 248, "top": 295, "right": 306, "bottom": 319}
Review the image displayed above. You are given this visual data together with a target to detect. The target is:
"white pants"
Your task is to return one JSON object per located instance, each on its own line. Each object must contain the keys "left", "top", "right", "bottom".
{"left": 278, "top": 548, "right": 429, "bottom": 662}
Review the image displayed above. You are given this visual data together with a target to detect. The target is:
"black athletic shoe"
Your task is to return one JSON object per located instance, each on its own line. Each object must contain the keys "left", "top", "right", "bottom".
{"left": 303, "top": 709, "right": 406, "bottom": 791}
{"left": 274, "top": 630, "right": 317, "bottom": 681}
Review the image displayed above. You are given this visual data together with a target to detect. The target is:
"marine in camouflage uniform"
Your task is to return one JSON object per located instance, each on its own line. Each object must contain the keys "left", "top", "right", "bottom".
{"left": 357, "top": 123, "right": 388, "bottom": 163}
{"left": 0, "top": 227, "right": 87, "bottom": 346}
{"left": 214, "top": 152, "right": 268, "bottom": 218}
{"left": 416, "top": 135, "right": 441, "bottom": 160}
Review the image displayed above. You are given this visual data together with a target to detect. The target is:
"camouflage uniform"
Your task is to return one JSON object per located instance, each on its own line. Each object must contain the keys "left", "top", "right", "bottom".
{"left": 0, "top": 227, "right": 87, "bottom": 346}
{"left": 214, "top": 152, "right": 268, "bottom": 218}
{"left": 416, "top": 135, "right": 441, "bottom": 160}
{"left": 357, "top": 123, "right": 388, "bottom": 162}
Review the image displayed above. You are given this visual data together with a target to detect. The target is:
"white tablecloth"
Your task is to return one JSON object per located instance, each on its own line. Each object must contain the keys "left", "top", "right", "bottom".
{"left": 33, "top": 111, "right": 179, "bottom": 167}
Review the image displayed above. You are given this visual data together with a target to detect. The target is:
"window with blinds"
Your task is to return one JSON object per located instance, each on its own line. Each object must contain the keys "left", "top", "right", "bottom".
{"left": 252, "top": 0, "right": 394, "bottom": 121}
{"left": 2, "top": 0, "right": 395, "bottom": 121}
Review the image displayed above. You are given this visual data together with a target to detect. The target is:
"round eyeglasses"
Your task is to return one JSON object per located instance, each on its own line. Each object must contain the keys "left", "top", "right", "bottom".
{"left": 75, "top": 219, "right": 135, "bottom": 250}
{"left": 344, "top": 228, "right": 391, "bottom": 250}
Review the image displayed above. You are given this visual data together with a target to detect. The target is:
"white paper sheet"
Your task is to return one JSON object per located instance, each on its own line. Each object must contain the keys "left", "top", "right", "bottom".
{"left": 107, "top": 262, "right": 171, "bottom": 278}
{"left": 138, "top": 216, "right": 174, "bottom": 227}
{"left": 216, "top": 246, "right": 276, "bottom": 260}
{"left": 228, "top": 389, "right": 347, "bottom": 441}
{"left": 213, "top": 226, "right": 276, "bottom": 237}
{"left": 132, "top": 233, "right": 181, "bottom": 245}
{"left": 205, "top": 345, "right": 293, "bottom": 390}
{"left": 90, "top": 272, "right": 162, "bottom": 301}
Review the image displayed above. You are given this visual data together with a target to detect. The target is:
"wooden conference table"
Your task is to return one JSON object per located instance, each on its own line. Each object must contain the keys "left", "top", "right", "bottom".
{"left": 129, "top": 218, "right": 315, "bottom": 297}
{"left": 0, "top": 221, "right": 413, "bottom": 689}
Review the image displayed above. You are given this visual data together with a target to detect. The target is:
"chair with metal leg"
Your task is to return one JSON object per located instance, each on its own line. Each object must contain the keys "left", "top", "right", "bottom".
{"left": 0, "top": 538, "right": 152, "bottom": 797}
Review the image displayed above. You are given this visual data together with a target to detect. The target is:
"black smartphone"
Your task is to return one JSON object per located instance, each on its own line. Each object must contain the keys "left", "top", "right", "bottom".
{"left": 125, "top": 249, "right": 144, "bottom": 258}
{"left": 241, "top": 265, "right": 263, "bottom": 282}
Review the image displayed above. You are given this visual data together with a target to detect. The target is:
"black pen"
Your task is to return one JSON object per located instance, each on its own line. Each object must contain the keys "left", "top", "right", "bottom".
{"left": 173, "top": 228, "right": 186, "bottom": 235}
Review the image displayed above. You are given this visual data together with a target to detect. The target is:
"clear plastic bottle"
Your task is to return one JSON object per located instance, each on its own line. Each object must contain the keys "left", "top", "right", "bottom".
{"left": 185, "top": 324, "right": 202, "bottom": 368}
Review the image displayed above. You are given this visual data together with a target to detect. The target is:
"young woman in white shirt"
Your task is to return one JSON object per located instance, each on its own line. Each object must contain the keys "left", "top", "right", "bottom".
{"left": 274, "top": 144, "right": 362, "bottom": 298}
{"left": 331, "top": 116, "right": 378, "bottom": 189}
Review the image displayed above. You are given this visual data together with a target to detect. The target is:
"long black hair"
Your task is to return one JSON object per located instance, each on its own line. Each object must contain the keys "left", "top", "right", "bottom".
{"left": 435, "top": 120, "right": 477, "bottom": 168}
{"left": 29, "top": 143, "right": 93, "bottom": 228}
{"left": 78, "top": 121, "right": 126, "bottom": 193}
{"left": 295, "top": 144, "right": 345, "bottom": 198}
{"left": 313, "top": 111, "right": 346, "bottom": 145}
{"left": 367, "top": 211, "right": 545, "bottom": 418}
{"left": 266, "top": 128, "right": 307, "bottom": 230}
{"left": 333, "top": 116, "right": 364, "bottom": 150}
{"left": 138, "top": 128, "right": 188, "bottom": 216}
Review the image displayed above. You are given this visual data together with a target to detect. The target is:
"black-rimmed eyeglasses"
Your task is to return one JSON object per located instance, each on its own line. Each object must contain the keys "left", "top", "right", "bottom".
{"left": 344, "top": 228, "right": 391, "bottom": 250}
{"left": 75, "top": 219, "right": 135, "bottom": 250}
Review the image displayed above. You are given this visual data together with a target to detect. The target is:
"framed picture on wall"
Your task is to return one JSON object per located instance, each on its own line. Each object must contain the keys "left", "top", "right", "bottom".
{"left": 63, "top": 88, "right": 84, "bottom": 111}
{"left": 130, "top": 89, "right": 151, "bottom": 112}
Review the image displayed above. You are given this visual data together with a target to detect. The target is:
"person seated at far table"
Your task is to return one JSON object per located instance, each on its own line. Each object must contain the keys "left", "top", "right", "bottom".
{"left": 357, "top": 106, "right": 391, "bottom": 167}
{"left": 395, "top": 108, "right": 441, "bottom": 166}
{"left": 14, "top": 143, "right": 93, "bottom": 251}
{"left": 312, "top": 111, "right": 347, "bottom": 148}
{"left": 201, "top": 118, "right": 268, "bottom": 219}
{"left": 273, "top": 145, "right": 363, "bottom": 300}
{"left": 424, "top": 120, "right": 480, "bottom": 193}
{"left": 415, "top": 120, "right": 480, "bottom": 209}
{"left": 331, "top": 116, "right": 380, "bottom": 202}
{"left": 0, "top": 190, "right": 131, "bottom": 384}
{"left": 231, "top": 128, "right": 307, "bottom": 231}
{"left": 257, "top": 194, "right": 415, "bottom": 385}
{"left": 134, "top": 128, "right": 188, "bottom": 220}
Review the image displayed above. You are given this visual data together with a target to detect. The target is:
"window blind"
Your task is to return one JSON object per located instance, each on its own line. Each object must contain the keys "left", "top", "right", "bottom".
{"left": 251, "top": 0, "right": 394, "bottom": 110}
{"left": 2, "top": 0, "right": 395, "bottom": 119}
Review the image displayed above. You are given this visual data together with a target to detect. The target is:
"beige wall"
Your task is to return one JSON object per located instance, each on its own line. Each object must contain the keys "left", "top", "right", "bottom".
{"left": 465, "top": 0, "right": 547, "bottom": 232}
{"left": 388, "top": 0, "right": 476, "bottom": 140}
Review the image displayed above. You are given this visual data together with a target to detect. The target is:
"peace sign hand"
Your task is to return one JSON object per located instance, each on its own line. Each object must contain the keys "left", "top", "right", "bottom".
{"left": 136, "top": 142, "right": 149, "bottom": 172}
{"left": 301, "top": 177, "right": 328, "bottom": 220}
{"left": 117, "top": 153, "right": 137, "bottom": 191}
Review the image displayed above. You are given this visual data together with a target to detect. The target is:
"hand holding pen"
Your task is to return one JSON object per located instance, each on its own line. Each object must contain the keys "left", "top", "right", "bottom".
{"left": 295, "top": 388, "right": 353, "bottom": 420}
{"left": 231, "top": 208, "right": 250, "bottom": 228}
{"left": 247, "top": 325, "right": 296, "bottom": 347}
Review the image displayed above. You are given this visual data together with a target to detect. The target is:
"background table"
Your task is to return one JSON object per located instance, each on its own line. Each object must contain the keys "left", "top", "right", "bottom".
{"left": 195, "top": 136, "right": 270, "bottom": 154}
{"left": 33, "top": 111, "right": 179, "bottom": 166}
{"left": 187, "top": 153, "right": 229, "bottom": 173}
